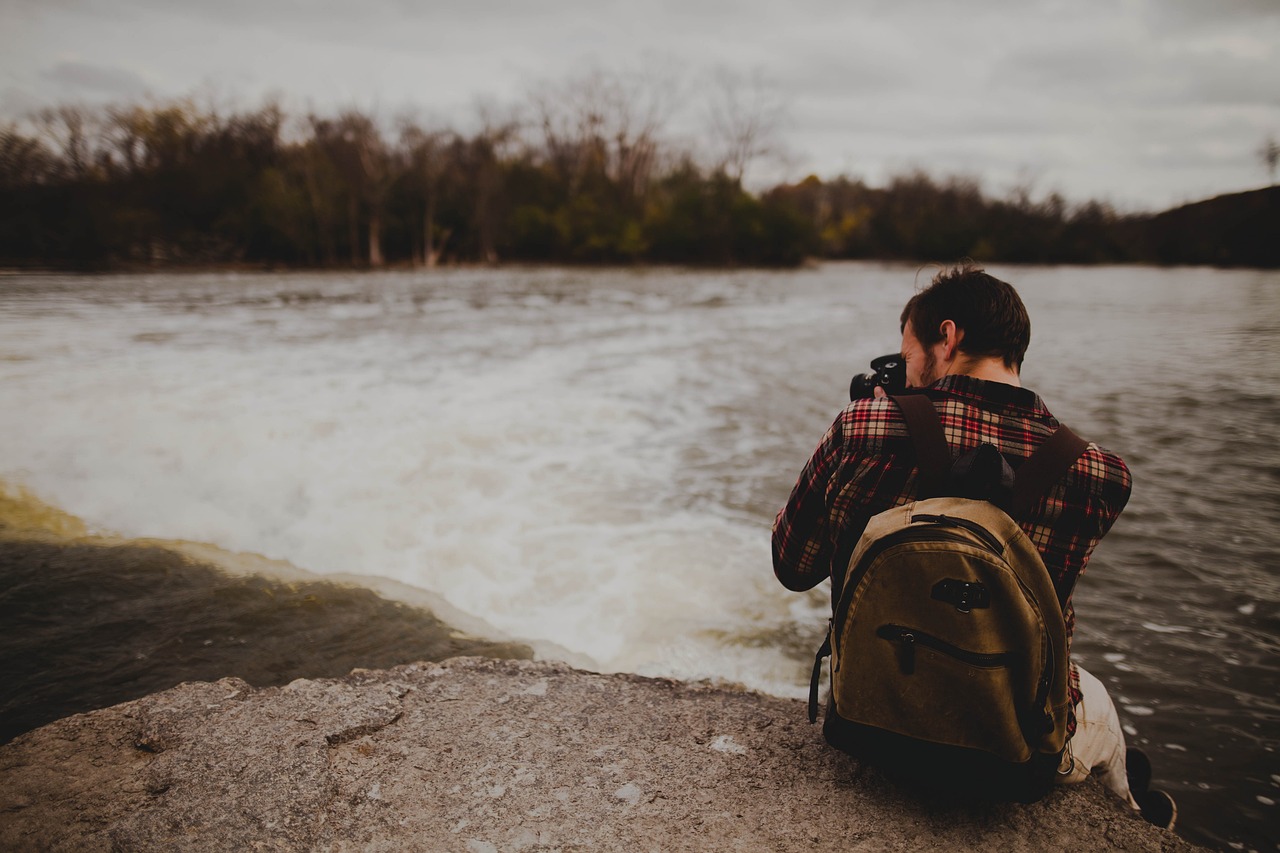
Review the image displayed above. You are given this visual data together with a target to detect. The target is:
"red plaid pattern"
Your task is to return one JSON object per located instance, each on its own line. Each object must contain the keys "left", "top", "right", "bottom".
{"left": 772, "top": 374, "right": 1132, "bottom": 738}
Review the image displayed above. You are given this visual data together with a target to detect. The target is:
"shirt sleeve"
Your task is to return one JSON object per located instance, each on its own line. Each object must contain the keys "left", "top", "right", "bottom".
{"left": 1087, "top": 445, "right": 1133, "bottom": 538}
{"left": 771, "top": 412, "right": 847, "bottom": 591}
{"left": 1029, "top": 443, "right": 1133, "bottom": 587}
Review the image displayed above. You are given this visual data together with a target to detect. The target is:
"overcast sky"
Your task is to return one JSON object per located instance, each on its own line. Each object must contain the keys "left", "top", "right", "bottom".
{"left": 3, "top": 0, "right": 1277, "bottom": 211}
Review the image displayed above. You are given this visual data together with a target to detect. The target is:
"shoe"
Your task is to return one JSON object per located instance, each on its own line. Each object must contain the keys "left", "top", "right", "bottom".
{"left": 1135, "top": 788, "right": 1177, "bottom": 831}
{"left": 1126, "top": 747, "right": 1152, "bottom": 795}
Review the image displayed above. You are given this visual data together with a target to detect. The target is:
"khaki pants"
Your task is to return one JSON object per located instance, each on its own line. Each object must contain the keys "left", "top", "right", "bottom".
{"left": 1056, "top": 664, "right": 1140, "bottom": 809}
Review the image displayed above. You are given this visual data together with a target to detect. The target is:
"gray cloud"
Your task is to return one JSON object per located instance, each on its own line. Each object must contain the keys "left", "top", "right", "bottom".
{"left": 0, "top": 0, "right": 1275, "bottom": 210}
{"left": 1000, "top": 36, "right": 1278, "bottom": 110}
{"left": 1142, "top": 0, "right": 1280, "bottom": 31}
{"left": 39, "top": 61, "right": 149, "bottom": 96}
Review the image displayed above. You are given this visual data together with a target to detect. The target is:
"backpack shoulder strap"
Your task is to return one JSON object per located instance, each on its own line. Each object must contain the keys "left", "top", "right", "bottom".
{"left": 890, "top": 394, "right": 950, "bottom": 499}
{"left": 892, "top": 394, "right": 1090, "bottom": 517}
{"left": 1010, "top": 425, "right": 1090, "bottom": 519}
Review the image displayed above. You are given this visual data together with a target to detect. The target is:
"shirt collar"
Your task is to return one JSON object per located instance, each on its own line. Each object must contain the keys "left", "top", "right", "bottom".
{"left": 930, "top": 374, "right": 1050, "bottom": 416}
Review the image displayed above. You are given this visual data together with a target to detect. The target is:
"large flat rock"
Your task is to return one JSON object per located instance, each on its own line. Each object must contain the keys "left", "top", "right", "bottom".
{"left": 0, "top": 657, "right": 1198, "bottom": 852}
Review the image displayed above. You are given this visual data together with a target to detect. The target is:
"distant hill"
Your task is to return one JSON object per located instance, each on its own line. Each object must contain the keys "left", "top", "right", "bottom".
{"left": 1138, "top": 186, "right": 1279, "bottom": 268}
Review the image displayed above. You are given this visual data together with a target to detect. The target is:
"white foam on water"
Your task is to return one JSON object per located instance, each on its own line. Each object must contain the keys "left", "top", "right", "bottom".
{"left": 0, "top": 269, "right": 850, "bottom": 699}
{"left": 1141, "top": 622, "right": 1194, "bottom": 635}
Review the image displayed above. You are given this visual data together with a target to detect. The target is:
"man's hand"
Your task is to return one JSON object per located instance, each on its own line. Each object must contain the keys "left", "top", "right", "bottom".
{"left": 873, "top": 385, "right": 888, "bottom": 400}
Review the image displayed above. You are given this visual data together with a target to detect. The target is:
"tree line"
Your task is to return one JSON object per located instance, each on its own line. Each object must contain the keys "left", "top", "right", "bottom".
{"left": 1, "top": 89, "right": 1275, "bottom": 270}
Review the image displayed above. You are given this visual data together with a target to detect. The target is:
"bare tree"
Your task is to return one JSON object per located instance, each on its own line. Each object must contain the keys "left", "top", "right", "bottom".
{"left": 309, "top": 110, "right": 391, "bottom": 267}
{"left": 299, "top": 138, "right": 341, "bottom": 266}
{"left": 362, "top": 133, "right": 390, "bottom": 268}
{"left": 104, "top": 105, "right": 148, "bottom": 176}
{"left": 466, "top": 101, "right": 522, "bottom": 265}
{"left": 528, "top": 63, "right": 675, "bottom": 203}
{"left": 33, "top": 104, "right": 98, "bottom": 179}
{"left": 703, "top": 66, "right": 787, "bottom": 186}
{"left": 399, "top": 119, "right": 451, "bottom": 267}
{"left": 0, "top": 124, "right": 55, "bottom": 188}
{"left": 108, "top": 100, "right": 211, "bottom": 173}
{"left": 1260, "top": 135, "right": 1279, "bottom": 186}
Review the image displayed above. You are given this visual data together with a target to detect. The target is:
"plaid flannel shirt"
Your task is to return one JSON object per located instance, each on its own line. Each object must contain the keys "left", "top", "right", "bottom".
{"left": 772, "top": 374, "right": 1132, "bottom": 738}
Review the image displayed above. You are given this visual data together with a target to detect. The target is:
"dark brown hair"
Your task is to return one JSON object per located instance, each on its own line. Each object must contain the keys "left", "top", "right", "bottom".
{"left": 899, "top": 263, "right": 1031, "bottom": 370}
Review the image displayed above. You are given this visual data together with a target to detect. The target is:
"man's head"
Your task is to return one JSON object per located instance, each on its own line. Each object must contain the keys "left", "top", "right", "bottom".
{"left": 898, "top": 264, "right": 1031, "bottom": 387}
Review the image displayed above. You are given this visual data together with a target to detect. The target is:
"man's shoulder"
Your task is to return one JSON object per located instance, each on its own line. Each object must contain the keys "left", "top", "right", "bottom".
{"left": 1071, "top": 441, "right": 1133, "bottom": 499}
{"left": 837, "top": 396, "right": 911, "bottom": 449}
{"left": 837, "top": 387, "right": 1005, "bottom": 448}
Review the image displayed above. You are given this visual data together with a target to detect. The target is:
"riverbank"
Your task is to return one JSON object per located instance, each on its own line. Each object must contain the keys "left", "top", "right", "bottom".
{"left": 0, "top": 656, "right": 1199, "bottom": 852}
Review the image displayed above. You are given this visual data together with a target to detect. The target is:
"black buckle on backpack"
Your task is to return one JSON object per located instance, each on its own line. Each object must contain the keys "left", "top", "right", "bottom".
{"left": 932, "top": 579, "right": 990, "bottom": 613}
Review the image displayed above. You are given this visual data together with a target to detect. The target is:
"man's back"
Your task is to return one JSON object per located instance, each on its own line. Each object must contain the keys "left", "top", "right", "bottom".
{"left": 772, "top": 374, "right": 1132, "bottom": 725}
{"left": 772, "top": 265, "right": 1169, "bottom": 822}
{"left": 773, "top": 374, "right": 1130, "bottom": 595}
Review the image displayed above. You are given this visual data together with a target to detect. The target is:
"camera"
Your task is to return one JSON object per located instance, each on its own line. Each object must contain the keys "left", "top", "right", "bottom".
{"left": 849, "top": 353, "right": 907, "bottom": 400}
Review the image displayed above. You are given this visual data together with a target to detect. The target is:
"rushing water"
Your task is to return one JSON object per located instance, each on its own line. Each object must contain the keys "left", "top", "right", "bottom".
{"left": 0, "top": 263, "right": 1276, "bottom": 850}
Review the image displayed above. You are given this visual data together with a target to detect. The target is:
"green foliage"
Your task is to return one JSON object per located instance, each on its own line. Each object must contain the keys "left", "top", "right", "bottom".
{"left": 0, "top": 97, "right": 1270, "bottom": 270}
{"left": 769, "top": 172, "right": 1153, "bottom": 266}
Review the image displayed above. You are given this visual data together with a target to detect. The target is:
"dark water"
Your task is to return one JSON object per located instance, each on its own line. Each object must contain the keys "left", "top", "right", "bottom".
{"left": 0, "top": 536, "right": 531, "bottom": 745}
{"left": 1084, "top": 278, "right": 1279, "bottom": 852}
{"left": 740, "top": 265, "right": 1280, "bottom": 852}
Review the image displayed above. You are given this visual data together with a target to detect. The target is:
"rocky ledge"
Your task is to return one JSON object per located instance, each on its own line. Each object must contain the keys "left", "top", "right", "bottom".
{"left": 0, "top": 657, "right": 1198, "bottom": 852}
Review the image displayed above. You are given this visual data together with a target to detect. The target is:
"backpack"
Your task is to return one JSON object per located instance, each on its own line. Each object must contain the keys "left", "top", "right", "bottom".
{"left": 808, "top": 393, "right": 1088, "bottom": 803}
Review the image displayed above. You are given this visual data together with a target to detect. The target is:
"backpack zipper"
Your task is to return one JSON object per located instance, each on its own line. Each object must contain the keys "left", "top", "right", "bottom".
{"left": 878, "top": 623, "right": 1057, "bottom": 747}
{"left": 876, "top": 624, "right": 1015, "bottom": 675}
{"left": 909, "top": 513, "right": 1004, "bottom": 555}
{"left": 833, "top": 526, "right": 986, "bottom": 656}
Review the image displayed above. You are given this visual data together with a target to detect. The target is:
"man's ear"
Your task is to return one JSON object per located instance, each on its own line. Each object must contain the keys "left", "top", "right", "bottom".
{"left": 939, "top": 320, "right": 962, "bottom": 359}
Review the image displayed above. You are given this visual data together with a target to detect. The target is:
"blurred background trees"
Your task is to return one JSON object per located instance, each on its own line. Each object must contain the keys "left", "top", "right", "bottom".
{"left": 0, "top": 89, "right": 1274, "bottom": 270}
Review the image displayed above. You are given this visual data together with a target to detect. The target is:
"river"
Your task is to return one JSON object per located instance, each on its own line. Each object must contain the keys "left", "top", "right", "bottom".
{"left": 0, "top": 263, "right": 1275, "bottom": 850}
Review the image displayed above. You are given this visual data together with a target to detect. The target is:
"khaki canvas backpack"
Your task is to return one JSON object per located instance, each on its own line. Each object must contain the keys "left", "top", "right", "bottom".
{"left": 808, "top": 394, "right": 1088, "bottom": 802}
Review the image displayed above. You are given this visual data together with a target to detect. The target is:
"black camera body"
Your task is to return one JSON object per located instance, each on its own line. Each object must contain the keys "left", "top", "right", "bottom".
{"left": 850, "top": 353, "right": 907, "bottom": 400}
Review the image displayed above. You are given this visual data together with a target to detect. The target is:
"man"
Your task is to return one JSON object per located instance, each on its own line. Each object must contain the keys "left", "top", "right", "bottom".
{"left": 772, "top": 264, "right": 1173, "bottom": 825}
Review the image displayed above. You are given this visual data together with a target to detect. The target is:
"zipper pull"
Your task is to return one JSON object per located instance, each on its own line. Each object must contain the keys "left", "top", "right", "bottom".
{"left": 898, "top": 631, "right": 916, "bottom": 675}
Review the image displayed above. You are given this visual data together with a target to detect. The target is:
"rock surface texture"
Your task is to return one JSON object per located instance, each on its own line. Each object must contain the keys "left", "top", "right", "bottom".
{"left": 0, "top": 657, "right": 1199, "bottom": 852}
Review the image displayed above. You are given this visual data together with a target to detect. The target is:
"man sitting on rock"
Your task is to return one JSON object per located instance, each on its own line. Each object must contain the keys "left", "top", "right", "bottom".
{"left": 771, "top": 264, "right": 1173, "bottom": 827}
